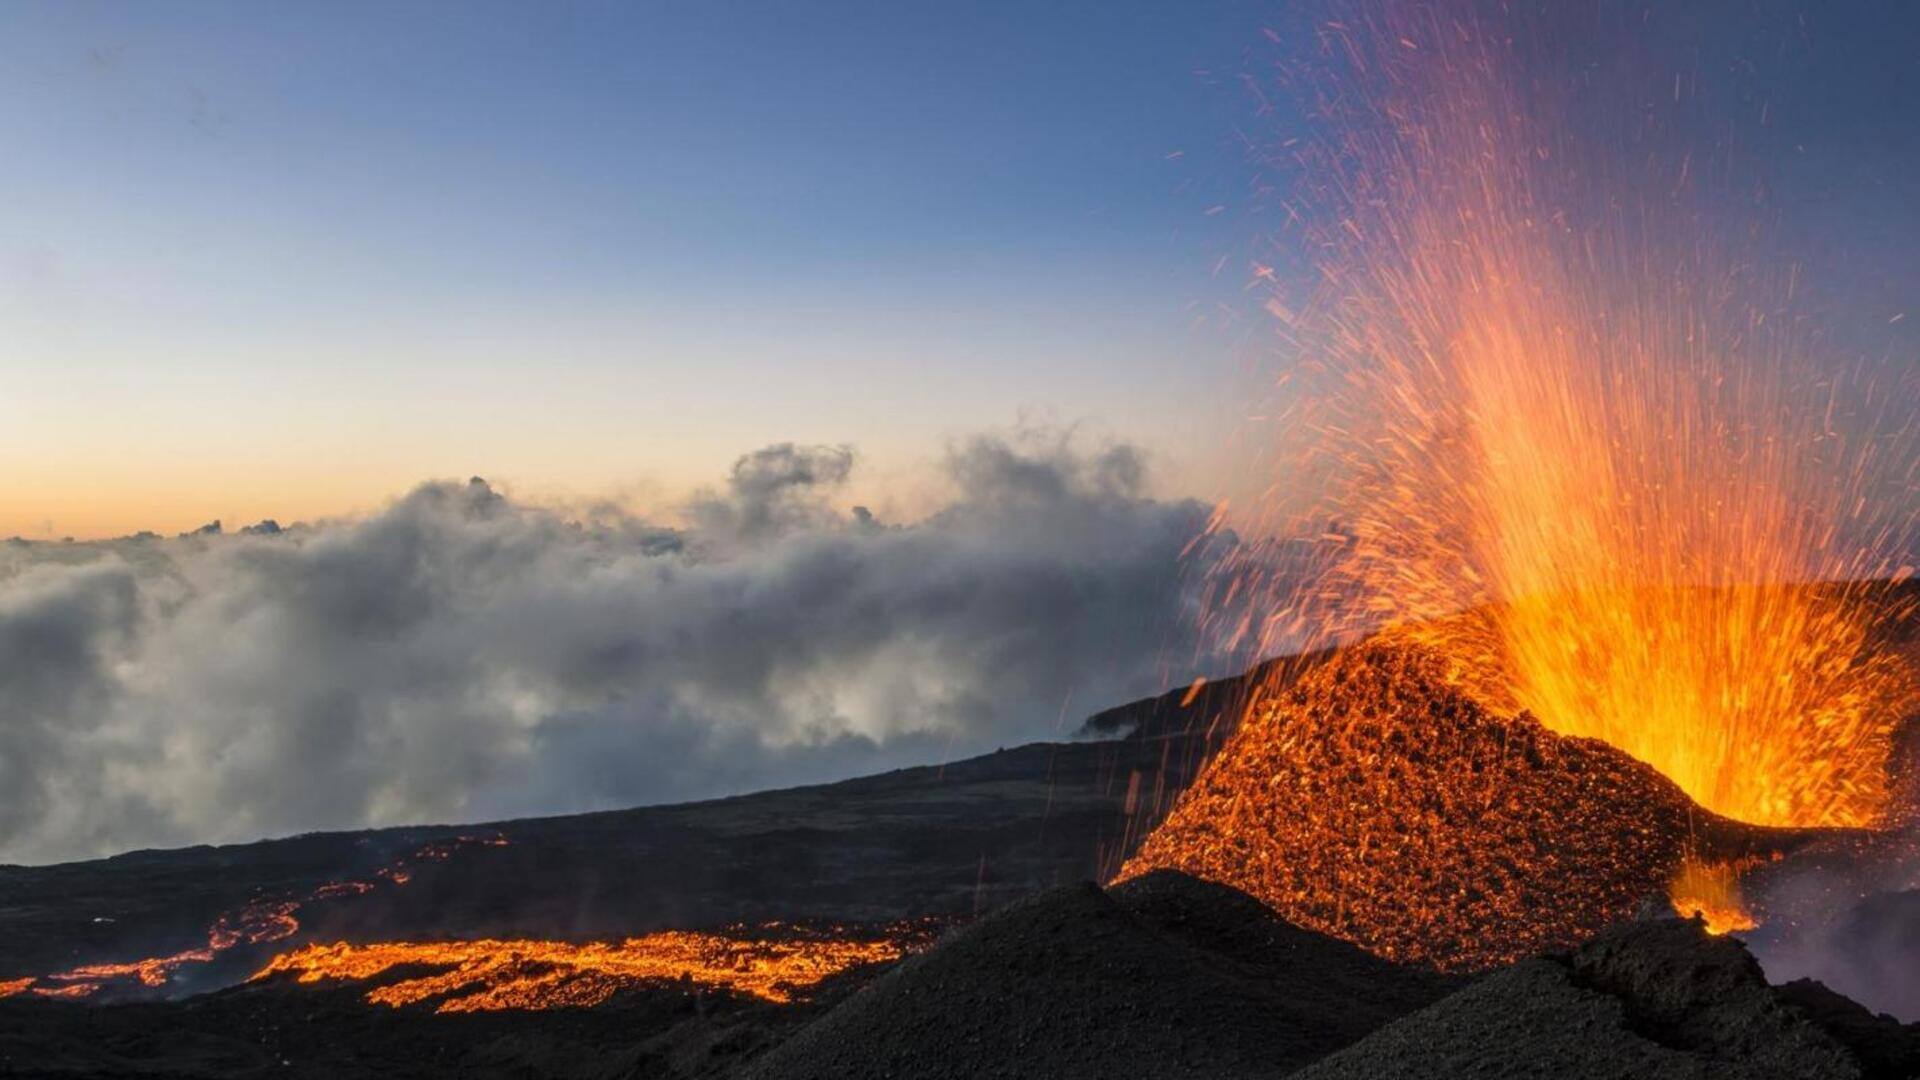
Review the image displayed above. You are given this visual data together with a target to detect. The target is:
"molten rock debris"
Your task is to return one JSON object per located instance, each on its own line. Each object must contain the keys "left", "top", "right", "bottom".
{"left": 1121, "top": 637, "right": 1798, "bottom": 970}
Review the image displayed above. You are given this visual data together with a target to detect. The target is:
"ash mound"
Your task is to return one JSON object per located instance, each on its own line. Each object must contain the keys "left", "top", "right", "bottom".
{"left": 1297, "top": 917, "right": 1920, "bottom": 1079}
{"left": 742, "top": 873, "right": 1919, "bottom": 1080}
{"left": 1122, "top": 637, "right": 1797, "bottom": 970}
{"left": 743, "top": 869, "right": 1460, "bottom": 1080}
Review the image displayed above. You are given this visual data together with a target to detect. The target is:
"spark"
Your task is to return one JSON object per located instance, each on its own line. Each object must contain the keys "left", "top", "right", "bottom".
{"left": 1201, "top": 1, "right": 1919, "bottom": 831}
{"left": 1128, "top": 0, "right": 1918, "bottom": 971}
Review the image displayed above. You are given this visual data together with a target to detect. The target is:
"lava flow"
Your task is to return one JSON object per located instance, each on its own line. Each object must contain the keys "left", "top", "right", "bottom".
{"left": 0, "top": 835, "right": 508, "bottom": 1002}
{"left": 252, "top": 926, "right": 924, "bottom": 1012}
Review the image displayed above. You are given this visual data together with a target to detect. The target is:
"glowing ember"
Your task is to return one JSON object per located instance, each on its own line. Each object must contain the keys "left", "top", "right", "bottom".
{"left": 252, "top": 928, "right": 917, "bottom": 1011}
{"left": 1120, "top": 638, "right": 1786, "bottom": 970}
{"left": 1668, "top": 857, "right": 1761, "bottom": 936}
{"left": 0, "top": 835, "right": 508, "bottom": 1001}
{"left": 1210, "top": 4, "right": 1920, "bottom": 830}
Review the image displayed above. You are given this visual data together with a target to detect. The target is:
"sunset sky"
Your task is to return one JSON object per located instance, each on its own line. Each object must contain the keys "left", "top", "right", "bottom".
{"left": 1, "top": 2, "right": 1264, "bottom": 539}
{"left": 3, "top": 2, "right": 1918, "bottom": 541}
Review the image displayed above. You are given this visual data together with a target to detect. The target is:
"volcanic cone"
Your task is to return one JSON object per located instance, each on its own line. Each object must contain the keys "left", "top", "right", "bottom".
{"left": 1120, "top": 635, "right": 1801, "bottom": 970}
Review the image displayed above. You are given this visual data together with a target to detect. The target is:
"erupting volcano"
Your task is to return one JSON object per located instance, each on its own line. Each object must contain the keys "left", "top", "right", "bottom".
{"left": 6, "top": 3, "right": 1920, "bottom": 1078}
{"left": 1127, "top": 1, "right": 1920, "bottom": 970}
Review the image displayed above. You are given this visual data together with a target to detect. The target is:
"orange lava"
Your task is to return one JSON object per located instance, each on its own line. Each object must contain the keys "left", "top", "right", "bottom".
{"left": 252, "top": 928, "right": 915, "bottom": 1011}
{"left": 28, "top": 983, "right": 101, "bottom": 1000}
{"left": 1668, "top": 857, "right": 1761, "bottom": 936}
{"left": 1156, "top": 2, "right": 1920, "bottom": 975}
{"left": 1209, "top": 3, "right": 1920, "bottom": 831}
{"left": 1120, "top": 637, "right": 1782, "bottom": 970}
{"left": 51, "top": 950, "right": 219, "bottom": 989}
{"left": 0, "top": 835, "right": 509, "bottom": 1002}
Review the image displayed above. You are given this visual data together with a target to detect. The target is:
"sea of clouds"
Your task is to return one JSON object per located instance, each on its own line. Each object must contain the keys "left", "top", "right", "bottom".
{"left": 0, "top": 430, "right": 1243, "bottom": 865}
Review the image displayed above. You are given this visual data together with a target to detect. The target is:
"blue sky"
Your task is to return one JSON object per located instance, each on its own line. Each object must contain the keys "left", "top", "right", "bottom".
{"left": 1, "top": 2, "right": 1917, "bottom": 537}
{"left": 0, "top": 1, "right": 1269, "bottom": 536}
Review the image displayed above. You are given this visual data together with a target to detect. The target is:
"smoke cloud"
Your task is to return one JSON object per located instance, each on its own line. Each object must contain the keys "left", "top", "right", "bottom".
{"left": 0, "top": 431, "right": 1230, "bottom": 866}
{"left": 1744, "top": 723, "right": 1920, "bottom": 1021}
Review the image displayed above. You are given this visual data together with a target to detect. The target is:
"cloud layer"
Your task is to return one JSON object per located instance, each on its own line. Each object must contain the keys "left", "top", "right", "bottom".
{"left": 0, "top": 432, "right": 1227, "bottom": 865}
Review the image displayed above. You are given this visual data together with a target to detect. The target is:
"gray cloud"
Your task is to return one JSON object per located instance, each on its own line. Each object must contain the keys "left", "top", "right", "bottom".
{"left": 687, "top": 442, "right": 857, "bottom": 542}
{"left": 0, "top": 431, "right": 1229, "bottom": 865}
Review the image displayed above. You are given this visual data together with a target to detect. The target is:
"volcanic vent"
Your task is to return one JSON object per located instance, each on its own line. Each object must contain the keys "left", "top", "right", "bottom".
{"left": 1119, "top": 631, "right": 1812, "bottom": 970}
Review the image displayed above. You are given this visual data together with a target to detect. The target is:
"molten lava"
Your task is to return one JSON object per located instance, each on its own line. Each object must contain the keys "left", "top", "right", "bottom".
{"left": 1121, "top": 637, "right": 1793, "bottom": 970}
{"left": 0, "top": 835, "right": 508, "bottom": 1001}
{"left": 1143, "top": 2, "right": 1920, "bottom": 961}
{"left": 1, "top": 829, "right": 925, "bottom": 1013}
{"left": 1205, "top": 3, "right": 1920, "bottom": 833}
{"left": 1667, "top": 857, "right": 1760, "bottom": 937}
{"left": 252, "top": 927, "right": 920, "bottom": 1011}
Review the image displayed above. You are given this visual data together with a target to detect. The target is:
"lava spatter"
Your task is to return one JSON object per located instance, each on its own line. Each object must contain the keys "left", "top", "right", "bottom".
{"left": 1119, "top": 636, "right": 1799, "bottom": 971}
{"left": 1207, "top": 1, "right": 1920, "bottom": 833}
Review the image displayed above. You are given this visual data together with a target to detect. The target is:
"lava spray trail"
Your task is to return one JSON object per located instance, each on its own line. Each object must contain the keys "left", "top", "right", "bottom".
{"left": 1211, "top": 1, "right": 1920, "bottom": 830}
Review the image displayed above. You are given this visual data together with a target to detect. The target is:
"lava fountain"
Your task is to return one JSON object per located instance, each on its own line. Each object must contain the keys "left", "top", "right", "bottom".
{"left": 1208, "top": 1, "right": 1919, "bottom": 828}
{"left": 1129, "top": 1, "right": 1919, "bottom": 966}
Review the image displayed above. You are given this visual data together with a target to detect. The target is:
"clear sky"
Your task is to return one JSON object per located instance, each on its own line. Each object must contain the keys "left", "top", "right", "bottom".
{"left": 0, "top": 1, "right": 1264, "bottom": 538}
{"left": 4, "top": 2, "right": 1918, "bottom": 540}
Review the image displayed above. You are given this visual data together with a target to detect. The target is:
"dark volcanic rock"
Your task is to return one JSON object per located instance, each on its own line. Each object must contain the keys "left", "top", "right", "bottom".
{"left": 1774, "top": 977, "right": 1920, "bottom": 1080}
{"left": 0, "top": 977, "right": 815, "bottom": 1080}
{"left": 1295, "top": 918, "right": 1920, "bottom": 1080}
{"left": 1749, "top": 883, "right": 1920, "bottom": 1024}
{"left": 1109, "top": 870, "right": 1462, "bottom": 1027}
{"left": 744, "top": 870, "right": 1459, "bottom": 1080}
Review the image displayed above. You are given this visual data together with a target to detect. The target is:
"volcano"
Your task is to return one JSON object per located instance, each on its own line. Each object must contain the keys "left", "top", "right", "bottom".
{"left": 1123, "top": 578, "right": 1920, "bottom": 971}
{"left": 3, "top": 606, "right": 1919, "bottom": 1079}
{"left": 1120, "top": 632, "right": 1814, "bottom": 969}
{"left": 2, "top": 583, "right": 1918, "bottom": 1078}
